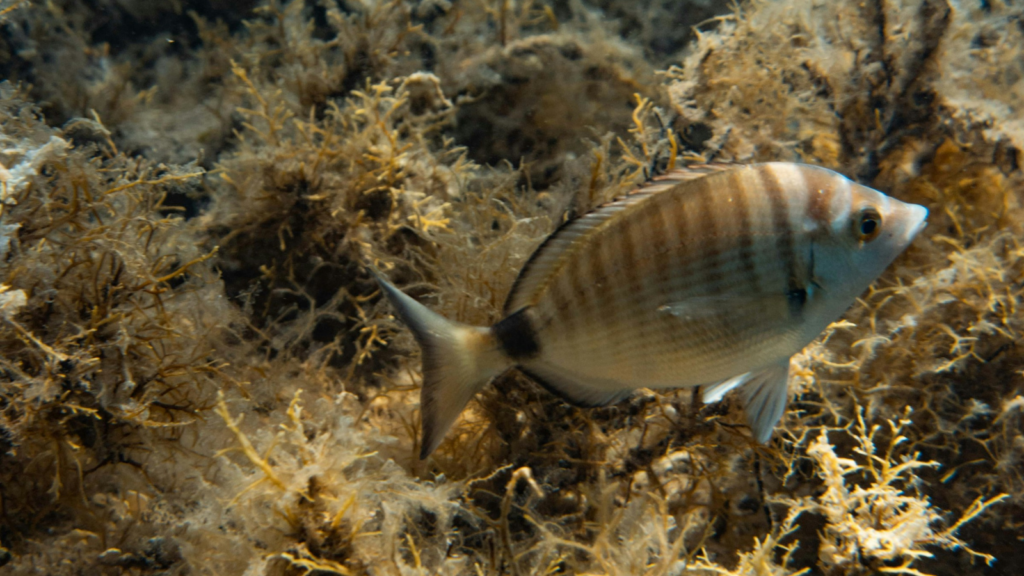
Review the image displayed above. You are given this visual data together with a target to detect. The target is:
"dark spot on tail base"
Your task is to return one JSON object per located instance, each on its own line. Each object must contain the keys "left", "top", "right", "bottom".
{"left": 493, "top": 308, "right": 541, "bottom": 360}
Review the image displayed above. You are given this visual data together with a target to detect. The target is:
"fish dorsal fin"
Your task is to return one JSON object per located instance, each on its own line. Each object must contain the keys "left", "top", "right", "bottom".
{"left": 640, "top": 163, "right": 736, "bottom": 190}
{"left": 505, "top": 186, "right": 657, "bottom": 312}
{"left": 504, "top": 164, "right": 740, "bottom": 313}
{"left": 608, "top": 164, "right": 738, "bottom": 200}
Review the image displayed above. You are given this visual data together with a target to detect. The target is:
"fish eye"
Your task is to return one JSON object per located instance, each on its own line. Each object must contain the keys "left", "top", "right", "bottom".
{"left": 855, "top": 207, "right": 882, "bottom": 242}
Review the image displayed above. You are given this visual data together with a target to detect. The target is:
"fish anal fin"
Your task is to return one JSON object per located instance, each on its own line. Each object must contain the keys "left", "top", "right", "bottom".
{"left": 702, "top": 372, "right": 751, "bottom": 404}
{"left": 519, "top": 362, "right": 632, "bottom": 408}
{"left": 741, "top": 361, "right": 791, "bottom": 443}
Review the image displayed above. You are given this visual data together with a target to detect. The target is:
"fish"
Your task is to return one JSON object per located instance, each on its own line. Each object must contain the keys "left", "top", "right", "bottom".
{"left": 370, "top": 162, "right": 929, "bottom": 458}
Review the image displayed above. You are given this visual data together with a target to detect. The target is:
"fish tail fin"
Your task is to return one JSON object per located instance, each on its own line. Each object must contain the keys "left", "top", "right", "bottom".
{"left": 370, "top": 268, "right": 511, "bottom": 459}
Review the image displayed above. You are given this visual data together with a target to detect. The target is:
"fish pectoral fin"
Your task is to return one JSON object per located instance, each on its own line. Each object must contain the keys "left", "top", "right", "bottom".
{"left": 520, "top": 362, "right": 633, "bottom": 407}
{"left": 738, "top": 361, "right": 791, "bottom": 443}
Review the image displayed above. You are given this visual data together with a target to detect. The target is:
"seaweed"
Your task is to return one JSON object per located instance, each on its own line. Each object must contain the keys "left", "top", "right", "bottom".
{"left": 0, "top": 0, "right": 1021, "bottom": 574}
{"left": 0, "top": 82, "right": 243, "bottom": 567}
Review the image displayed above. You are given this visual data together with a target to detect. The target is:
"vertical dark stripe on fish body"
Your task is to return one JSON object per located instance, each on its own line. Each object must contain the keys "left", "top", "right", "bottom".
{"left": 731, "top": 172, "right": 761, "bottom": 292}
{"left": 695, "top": 173, "right": 724, "bottom": 294}
{"left": 589, "top": 234, "right": 609, "bottom": 299}
{"left": 560, "top": 231, "right": 600, "bottom": 347}
{"left": 649, "top": 198, "right": 674, "bottom": 292}
{"left": 664, "top": 191, "right": 689, "bottom": 291}
{"left": 568, "top": 257, "right": 588, "bottom": 323}
{"left": 760, "top": 166, "right": 804, "bottom": 317}
{"left": 618, "top": 215, "right": 640, "bottom": 294}
{"left": 605, "top": 223, "right": 636, "bottom": 354}
{"left": 547, "top": 270, "right": 575, "bottom": 333}
{"left": 617, "top": 213, "right": 651, "bottom": 345}
{"left": 578, "top": 231, "right": 610, "bottom": 346}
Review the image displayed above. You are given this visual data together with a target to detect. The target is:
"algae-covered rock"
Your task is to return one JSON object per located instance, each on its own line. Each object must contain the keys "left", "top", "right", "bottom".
{"left": 0, "top": 1, "right": 1021, "bottom": 575}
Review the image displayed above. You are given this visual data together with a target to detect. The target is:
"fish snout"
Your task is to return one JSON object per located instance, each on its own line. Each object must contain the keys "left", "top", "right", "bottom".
{"left": 903, "top": 203, "right": 929, "bottom": 243}
{"left": 888, "top": 200, "right": 929, "bottom": 245}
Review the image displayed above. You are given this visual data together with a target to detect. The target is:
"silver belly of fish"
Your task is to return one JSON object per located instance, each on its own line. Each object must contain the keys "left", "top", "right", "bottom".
{"left": 371, "top": 162, "right": 929, "bottom": 458}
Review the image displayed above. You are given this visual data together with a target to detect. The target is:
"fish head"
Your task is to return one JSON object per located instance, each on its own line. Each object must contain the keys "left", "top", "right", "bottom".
{"left": 813, "top": 176, "right": 928, "bottom": 301}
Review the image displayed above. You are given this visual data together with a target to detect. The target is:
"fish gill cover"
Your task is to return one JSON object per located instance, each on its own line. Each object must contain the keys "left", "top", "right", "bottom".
{"left": 0, "top": 0, "right": 1020, "bottom": 575}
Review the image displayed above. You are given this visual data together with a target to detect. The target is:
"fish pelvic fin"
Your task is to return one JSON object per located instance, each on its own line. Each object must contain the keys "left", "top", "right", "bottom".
{"left": 370, "top": 268, "right": 512, "bottom": 459}
{"left": 702, "top": 360, "right": 791, "bottom": 443}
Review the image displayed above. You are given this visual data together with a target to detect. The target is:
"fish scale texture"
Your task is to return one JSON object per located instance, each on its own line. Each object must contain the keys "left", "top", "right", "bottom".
{"left": 520, "top": 165, "right": 859, "bottom": 388}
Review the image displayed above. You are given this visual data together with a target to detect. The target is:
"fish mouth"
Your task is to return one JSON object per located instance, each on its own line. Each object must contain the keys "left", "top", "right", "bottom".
{"left": 905, "top": 204, "right": 929, "bottom": 242}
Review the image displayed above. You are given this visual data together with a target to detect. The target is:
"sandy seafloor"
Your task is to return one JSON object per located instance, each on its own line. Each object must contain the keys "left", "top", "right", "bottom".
{"left": 0, "top": 0, "right": 1023, "bottom": 574}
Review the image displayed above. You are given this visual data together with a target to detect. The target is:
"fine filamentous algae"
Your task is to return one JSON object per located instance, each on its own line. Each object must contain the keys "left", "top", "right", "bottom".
{"left": 0, "top": 1, "right": 1020, "bottom": 574}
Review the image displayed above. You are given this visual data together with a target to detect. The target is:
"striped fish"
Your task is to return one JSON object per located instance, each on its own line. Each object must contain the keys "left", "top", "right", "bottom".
{"left": 372, "top": 163, "right": 928, "bottom": 458}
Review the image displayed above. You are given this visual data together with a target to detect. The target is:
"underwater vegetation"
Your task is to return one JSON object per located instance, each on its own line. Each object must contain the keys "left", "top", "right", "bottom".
{"left": 0, "top": 0, "right": 1021, "bottom": 574}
